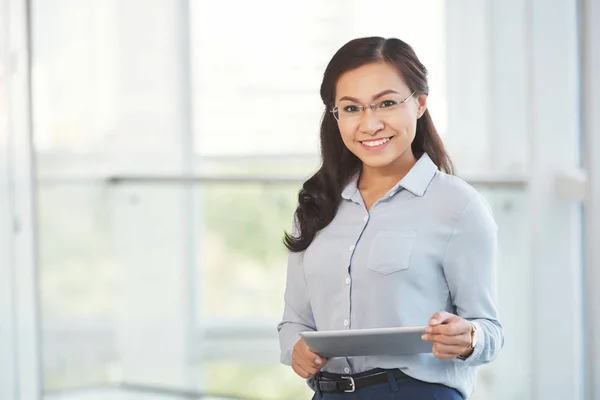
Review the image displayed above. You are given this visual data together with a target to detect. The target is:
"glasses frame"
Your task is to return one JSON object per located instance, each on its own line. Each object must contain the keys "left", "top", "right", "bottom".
{"left": 330, "top": 91, "right": 416, "bottom": 121}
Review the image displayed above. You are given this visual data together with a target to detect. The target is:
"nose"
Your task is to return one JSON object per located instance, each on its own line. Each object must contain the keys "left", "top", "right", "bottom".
{"left": 358, "top": 108, "right": 384, "bottom": 135}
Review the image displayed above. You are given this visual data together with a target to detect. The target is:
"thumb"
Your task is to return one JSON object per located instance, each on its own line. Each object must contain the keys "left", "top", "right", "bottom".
{"left": 303, "top": 340, "right": 325, "bottom": 364}
{"left": 429, "top": 311, "right": 456, "bottom": 326}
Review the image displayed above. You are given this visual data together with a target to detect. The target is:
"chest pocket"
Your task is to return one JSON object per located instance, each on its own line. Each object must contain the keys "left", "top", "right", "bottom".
{"left": 367, "top": 230, "right": 417, "bottom": 275}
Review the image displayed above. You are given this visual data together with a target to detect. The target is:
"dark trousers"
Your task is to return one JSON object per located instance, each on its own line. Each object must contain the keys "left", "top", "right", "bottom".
{"left": 311, "top": 373, "right": 463, "bottom": 400}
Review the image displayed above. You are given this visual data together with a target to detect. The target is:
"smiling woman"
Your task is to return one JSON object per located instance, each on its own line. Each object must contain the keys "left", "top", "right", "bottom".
{"left": 285, "top": 37, "right": 454, "bottom": 251}
{"left": 277, "top": 37, "right": 504, "bottom": 400}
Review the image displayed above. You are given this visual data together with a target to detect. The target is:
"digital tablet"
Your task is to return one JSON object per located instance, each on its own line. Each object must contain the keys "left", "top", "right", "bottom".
{"left": 299, "top": 326, "right": 431, "bottom": 358}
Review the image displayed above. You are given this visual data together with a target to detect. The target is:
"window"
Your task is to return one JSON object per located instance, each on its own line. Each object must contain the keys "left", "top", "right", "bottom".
{"left": 31, "top": 1, "right": 541, "bottom": 399}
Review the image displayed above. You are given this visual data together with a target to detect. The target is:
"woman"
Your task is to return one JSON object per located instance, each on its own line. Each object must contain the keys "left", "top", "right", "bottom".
{"left": 277, "top": 37, "right": 503, "bottom": 399}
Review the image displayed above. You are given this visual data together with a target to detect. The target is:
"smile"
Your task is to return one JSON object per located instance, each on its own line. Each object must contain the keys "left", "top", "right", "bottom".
{"left": 360, "top": 136, "right": 393, "bottom": 150}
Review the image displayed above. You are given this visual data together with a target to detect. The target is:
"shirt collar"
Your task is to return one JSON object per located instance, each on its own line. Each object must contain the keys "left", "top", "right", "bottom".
{"left": 341, "top": 152, "right": 438, "bottom": 200}
{"left": 341, "top": 172, "right": 359, "bottom": 200}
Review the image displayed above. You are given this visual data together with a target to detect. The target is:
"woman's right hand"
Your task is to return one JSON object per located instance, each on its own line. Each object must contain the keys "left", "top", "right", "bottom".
{"left": 292, "top": 338, "right": 327, "bottom": 378}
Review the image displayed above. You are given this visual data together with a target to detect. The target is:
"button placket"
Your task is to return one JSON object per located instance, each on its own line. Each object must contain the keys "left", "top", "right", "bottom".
{"left": 345, "top": 223, "right": 364, "bottom": 334}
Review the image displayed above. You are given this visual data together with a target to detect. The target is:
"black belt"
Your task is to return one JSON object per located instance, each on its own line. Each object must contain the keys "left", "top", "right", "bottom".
{"left": 316, "top": 368, "right": 409, "bottom": 393}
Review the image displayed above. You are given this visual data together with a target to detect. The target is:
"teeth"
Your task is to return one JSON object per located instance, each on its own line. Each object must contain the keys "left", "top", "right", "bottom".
{"left": 362, "top": 137, "right": 390, "bottom": 147}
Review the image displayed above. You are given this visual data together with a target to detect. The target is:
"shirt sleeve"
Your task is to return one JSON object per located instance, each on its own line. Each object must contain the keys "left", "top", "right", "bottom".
{"left": 442, "top": 194, "right": 505, "bottom": 367}
{"left": 277, "top": 247, "right": 316, "bottom": 366}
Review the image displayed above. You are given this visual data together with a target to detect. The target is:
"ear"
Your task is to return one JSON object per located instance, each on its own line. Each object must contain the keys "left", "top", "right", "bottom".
{"left": 416, "top": 94, "right": 428, "bottom": 119}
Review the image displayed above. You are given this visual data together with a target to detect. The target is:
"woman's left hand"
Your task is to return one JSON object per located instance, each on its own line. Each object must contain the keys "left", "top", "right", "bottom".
{"left": 421, "top": 311, "right": 474, "bottom": 360}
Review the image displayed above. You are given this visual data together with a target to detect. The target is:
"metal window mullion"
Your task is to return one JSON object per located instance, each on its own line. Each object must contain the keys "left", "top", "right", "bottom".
{"left": 5, "top": 0, "right": 42, "bottom": 398}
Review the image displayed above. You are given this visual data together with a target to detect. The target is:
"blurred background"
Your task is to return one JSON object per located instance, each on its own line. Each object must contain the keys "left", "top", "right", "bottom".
{"left": 1, "top": 0, "right": 599, "bottom": 399}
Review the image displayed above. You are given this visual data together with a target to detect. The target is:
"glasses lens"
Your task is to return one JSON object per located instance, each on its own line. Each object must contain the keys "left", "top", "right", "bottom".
{"left": 337, "top": 105, "right": 361, "bottom": 120}
{"left": 374, "top": 99, "right": 401, "bottom": 116}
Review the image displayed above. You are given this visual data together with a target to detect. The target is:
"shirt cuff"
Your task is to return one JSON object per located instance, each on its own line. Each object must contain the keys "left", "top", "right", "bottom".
{"left": 279, "top": 326, "right": 306, "bottom": 365}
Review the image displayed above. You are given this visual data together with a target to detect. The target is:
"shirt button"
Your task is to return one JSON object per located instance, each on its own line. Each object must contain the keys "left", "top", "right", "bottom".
{"left": 349, "top": 244, "right": 355, "bottom": 251}
{"left": 343, "top": 319, "right": 349, "bottom": 327}
{"left": 345, "top": 277, "right": 351, "bottom": 285}
{"left": 344, "top": 367, "right": 350, "bottom": 374}
{"left": 363, "top": 215, "right": 369, "bottom": 222}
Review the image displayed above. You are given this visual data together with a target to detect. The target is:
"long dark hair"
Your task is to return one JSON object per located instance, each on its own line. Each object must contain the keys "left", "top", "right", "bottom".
{"left": 284, "top": 37, "right": 454, "bottom": 252}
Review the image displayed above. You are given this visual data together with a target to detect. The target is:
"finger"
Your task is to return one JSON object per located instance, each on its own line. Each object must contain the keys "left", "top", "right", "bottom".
{"left": 432, "top": 343, "right": 466, "bottom": 360}
{"left": 425, "top": 341, "right": 454, "bottom": 359}
{"left": 294, "top": 346, "right": 325, "bottom": 370}
{"left": 292, "top": 352, "right": 325, "bottom": 374}
{"left": 433, "top": 342, "right": 467, "bottom": 355}
{"left": 308, "top": 351, "right": 326, "bottom": 367}
{"left": 428, "top": 311, "right": 456, "bottom": 327}
{"left": 305, "top": 353, "right": 326, "bottom": 368}
{"left": 302, "top": 342, "right": 326, "bottom": 366}
{"left": 293, "top": 352, "right": 320, "bottom": 376}
{"left": 422, "top": 333, "right": 468, "bottom": 346}
{"left": 427, "top": 319, "right": 470, "bottom": 336}
{"left": 432, "top": 349, "right": 458, "bottom": 360}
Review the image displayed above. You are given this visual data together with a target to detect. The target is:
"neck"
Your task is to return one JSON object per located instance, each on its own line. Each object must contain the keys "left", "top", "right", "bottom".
{"left": 358, "top": 150, "right": 418, "bottom": 192}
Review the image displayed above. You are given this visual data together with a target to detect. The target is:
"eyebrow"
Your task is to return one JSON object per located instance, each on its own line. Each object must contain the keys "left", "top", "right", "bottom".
{"left": 338, "top": 89, "right": 402, "bottom": 103}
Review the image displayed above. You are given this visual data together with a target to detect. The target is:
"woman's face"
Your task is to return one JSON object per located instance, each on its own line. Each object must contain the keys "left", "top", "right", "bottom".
{"left": 334, "top": 62, "right": 427, "bottom": 170}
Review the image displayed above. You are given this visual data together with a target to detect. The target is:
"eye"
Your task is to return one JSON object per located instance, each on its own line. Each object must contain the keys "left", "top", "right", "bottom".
{"left": 343, "top": 105, "right": 360, "bottom": 113}
{"left": 379, "top": 100, "right": 397, "bottom": 108}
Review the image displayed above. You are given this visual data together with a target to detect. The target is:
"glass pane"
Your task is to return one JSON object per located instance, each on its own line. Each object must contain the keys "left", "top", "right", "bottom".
{"left": 472, "top": 187, "right": 532, "bottom": 399}
{"left": 45, "top": 388, "right": 246, "bottom": 400}
{"left": 200, "top": 362, "right": 311, "bottom": 400}
{"left": 197, "top": 183, "right": 297, "bottom": 320}
{"left": 192, "top": 156, "right": 319, "bottom": 179}
{"left": 38, "top": 184, "right": 119, "bottom": 390}
{"left": 190, "top": 0, "right": 446, "bottom": 157}
{"left": 31, "top": 0, "right": 187, "bottom": 158}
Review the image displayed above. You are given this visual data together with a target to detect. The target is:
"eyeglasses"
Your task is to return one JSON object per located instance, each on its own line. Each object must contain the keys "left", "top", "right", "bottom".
{"left": 331, "top": 91, "right": 416, "bottom": 122}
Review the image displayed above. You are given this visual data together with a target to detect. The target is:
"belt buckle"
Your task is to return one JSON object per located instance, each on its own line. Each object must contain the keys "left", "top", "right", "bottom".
{"left": 341, "top": 376, "right": 355, "bottom": 393}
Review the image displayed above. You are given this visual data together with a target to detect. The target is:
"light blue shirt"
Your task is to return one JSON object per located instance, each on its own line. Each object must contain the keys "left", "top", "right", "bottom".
{"left": 277, "top": 153, "right": 504, "bottom": 398}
